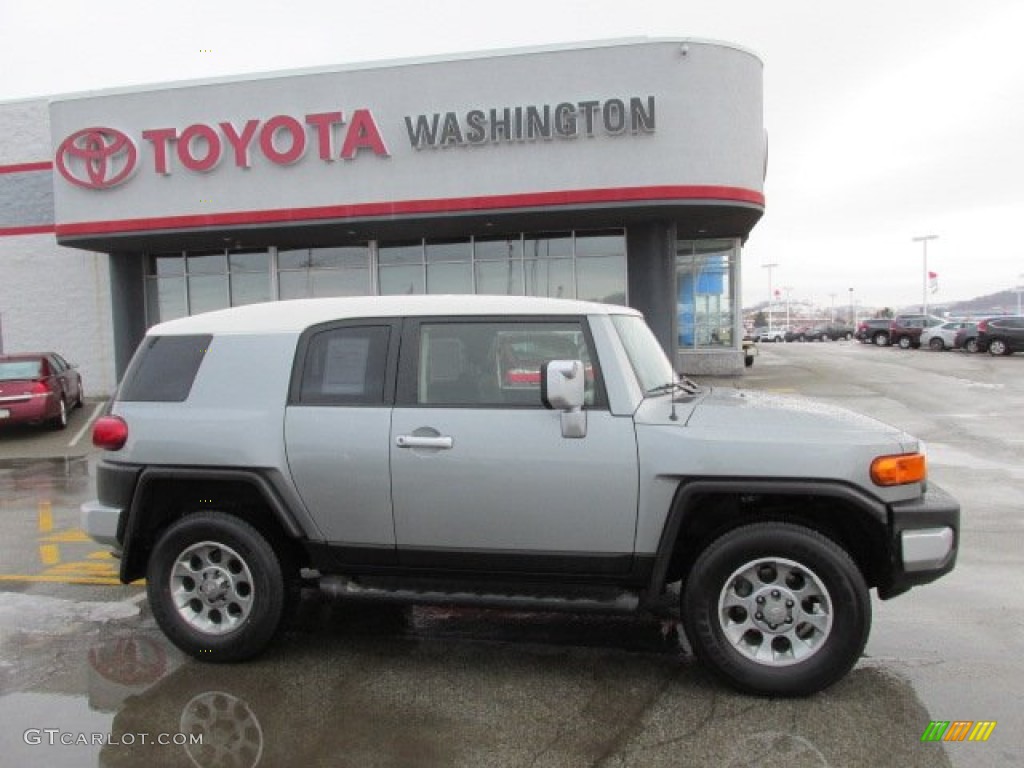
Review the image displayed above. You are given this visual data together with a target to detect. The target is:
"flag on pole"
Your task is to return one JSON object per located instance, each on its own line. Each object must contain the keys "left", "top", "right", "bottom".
{"left": 929, "top": 271, "right": 939, "bottom": 294}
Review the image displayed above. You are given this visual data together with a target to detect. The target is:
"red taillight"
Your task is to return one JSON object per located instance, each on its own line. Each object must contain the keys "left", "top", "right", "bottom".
{"left": 93, "top": 415, "right": 128, "bottom": 451}
{"left": 30, "top": 381, "right": 49, "bottom": 395}
{"left": 977, "top": 320, "right": 989, "bottom": 332}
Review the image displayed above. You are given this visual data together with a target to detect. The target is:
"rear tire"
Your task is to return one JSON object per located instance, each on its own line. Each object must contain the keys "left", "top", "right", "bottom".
{"left": 897, "top": 336, "right": 912, "bottom": 350}
{"left": 682, "top": 522, "right": 870, "bottom": 697}
{"left": 147, "top": 511, "right": 287, "bottom": 662}
{"left": 988, "top": 339, "right": 1010, "bottom": 356}
{"left": 49, "top": 397, "right": 68, "bottom": 430}
{"left": 872, "top": 332, "right": 888, "bottom": 346}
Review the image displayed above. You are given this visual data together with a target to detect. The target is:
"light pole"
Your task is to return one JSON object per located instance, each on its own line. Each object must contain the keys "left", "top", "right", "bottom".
{"left": 848, "top": 287, "right": 854, "bottom": 325}
{"left": 784, "top": 286, "right": 793, "bottom": 330}
{"left": 829, "top": 293, "right": 837, "bottom": 326}
{"left": 763, "top": 263, "right": 778, "bottom": 331}
{"left": 912, "top": 235, "right": 938, "bottom": 315}
{"left": 1017, "top": 274, "right": 1023, "bottom": 316}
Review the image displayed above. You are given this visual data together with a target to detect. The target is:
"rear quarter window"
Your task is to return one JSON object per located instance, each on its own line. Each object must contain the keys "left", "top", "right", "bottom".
{"left": 118, "top": 335, "right": 212, "bottom": 402}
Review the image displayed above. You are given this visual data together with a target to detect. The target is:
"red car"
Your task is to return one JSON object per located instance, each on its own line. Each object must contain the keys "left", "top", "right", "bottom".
{"left": 0, "top": 352, "right": 84, "bottom": 430}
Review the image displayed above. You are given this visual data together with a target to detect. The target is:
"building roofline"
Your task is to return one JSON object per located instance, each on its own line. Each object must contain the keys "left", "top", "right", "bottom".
{"left": 40, "top": 37, "right": 761, "bottom": 105}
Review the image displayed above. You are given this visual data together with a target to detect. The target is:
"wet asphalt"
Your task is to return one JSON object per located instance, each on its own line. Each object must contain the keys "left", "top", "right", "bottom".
{"left": 0, "top": 341, "right": 1020, "bottom": 767}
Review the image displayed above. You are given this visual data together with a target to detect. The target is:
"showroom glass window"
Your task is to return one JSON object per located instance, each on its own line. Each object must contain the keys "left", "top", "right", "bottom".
{"left": 145, "top": 250, "right": 272, "bottom": 326}
{"left": 144, "top": 230, "right": 627, "bottom": 326}
{"left": 676, "top": 239, "right": 739, "bottom": 350}
{"left": 278, "top": 246, "right": 371, "bottom": 299}
{"left": 377, "top": 230, "right": 627, "bottom": 303}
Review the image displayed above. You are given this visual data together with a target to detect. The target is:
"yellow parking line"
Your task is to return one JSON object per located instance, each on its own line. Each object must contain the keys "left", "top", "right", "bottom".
{"left": 0, "top": 574, "right": 126, "bottom": 585}
{"left": 37, "top": 501, "right": 53, "bottom": 534}
{"left": 39, "top": 544, "right": 61, "bottom": 566}
{"left": 40, "top": 529, "right": 92, "bottom": 543}
{"left": 46, "top": 561, "right": 117, "bottom": 575}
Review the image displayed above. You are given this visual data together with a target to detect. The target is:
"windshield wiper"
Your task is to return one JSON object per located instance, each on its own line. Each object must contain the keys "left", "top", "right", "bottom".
{"left": 645, "top": 377, "right": 702, "bottom": 421}
{"left": 645, "top": 376, "right": 701, "bottom": 398}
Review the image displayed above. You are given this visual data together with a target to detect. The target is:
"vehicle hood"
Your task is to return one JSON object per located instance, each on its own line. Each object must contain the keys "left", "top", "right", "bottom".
{"left": 633, "top": 387, "right": 922, "bottom": 503}
{"left": 683, "top": 387, "right": 913, "bottom": 447}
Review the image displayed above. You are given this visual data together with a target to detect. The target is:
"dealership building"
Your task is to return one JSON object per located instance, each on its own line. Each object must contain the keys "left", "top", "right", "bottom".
{"left": 0, "top": 38, "right": 765, "bottom": 394}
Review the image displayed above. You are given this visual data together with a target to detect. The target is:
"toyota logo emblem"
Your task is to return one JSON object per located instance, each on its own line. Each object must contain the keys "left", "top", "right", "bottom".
{"left": 56, "top": 127, "right": 138, "bottom": 189}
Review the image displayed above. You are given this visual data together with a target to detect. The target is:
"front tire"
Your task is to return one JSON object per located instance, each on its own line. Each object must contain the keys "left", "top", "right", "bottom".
{"left": 147, "top": 511, "right": 287, "bottom": 662}
{"left": 682, "top": 522, "right": 870, "bottom": 697}
{"left": 929, "top": 337, "right": 944, "bottom": 351}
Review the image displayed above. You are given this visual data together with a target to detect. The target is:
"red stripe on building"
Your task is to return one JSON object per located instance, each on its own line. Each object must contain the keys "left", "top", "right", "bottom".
{"left": 0, "top": 224, "right": 56, "bottom": 236}
{"left": 0, "top": 161, "right": 52, "bottom": 174}
{"left": 55, "top": 185, "right": 765, "bottom": 238}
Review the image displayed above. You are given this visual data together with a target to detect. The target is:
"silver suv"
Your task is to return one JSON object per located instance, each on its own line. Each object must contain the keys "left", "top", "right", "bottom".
{"left": 82, "top": 296, "right": 959, "bottom": 696}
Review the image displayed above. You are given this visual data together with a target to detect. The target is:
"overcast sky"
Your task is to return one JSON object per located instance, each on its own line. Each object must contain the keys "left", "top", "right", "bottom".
{"left": 2, "top": 0, "right": 1022, "bottom": 312}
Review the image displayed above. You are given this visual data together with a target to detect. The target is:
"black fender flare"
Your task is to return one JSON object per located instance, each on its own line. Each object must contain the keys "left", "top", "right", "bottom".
{"left": 118, "top": 466, "right": 314, "bottom": 583}
{"left": 645, "top": 479, "right": 889, "bottom": 599}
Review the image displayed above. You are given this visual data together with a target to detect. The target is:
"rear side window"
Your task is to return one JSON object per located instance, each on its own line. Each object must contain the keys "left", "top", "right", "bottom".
{"left": 295, "top": 325, "right": 391, "bottom": 405}
{"left": 118, "top": 335, "right": 212, "bottom": 402}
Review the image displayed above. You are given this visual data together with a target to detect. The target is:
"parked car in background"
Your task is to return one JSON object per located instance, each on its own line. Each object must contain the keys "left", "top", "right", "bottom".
{"left": 953, "top": 322, "right": 983, "bottom": 353}
{"left": 755, "top": 327, "right": 785, "bottom": 342}
{"left": 921, "top": 321, "right": 974, "bottom": 351}
{"left": 889, "top": 315, "right": 945, "bottom": 349}
{"left": 976, "top": 316, "right": 1024, "bottom": 356}
{"left": 811, "top": 325, "right": 860, "bottom": 342}
{"left": 802, "top": 326, "right": 829, "bottom": 342}
{"left": 0, "top": 352, "right": 83, "bottom": 430}
{"left": 855, "top": 318, "right": 892, "bottom": 346}
{"left": 784, "top": 325, "right": 812, "bottom": 342}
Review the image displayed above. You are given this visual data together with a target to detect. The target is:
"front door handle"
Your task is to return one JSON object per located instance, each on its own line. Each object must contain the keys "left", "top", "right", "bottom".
{"left": 396, "top": 435, "right": 454, "bottom": 449}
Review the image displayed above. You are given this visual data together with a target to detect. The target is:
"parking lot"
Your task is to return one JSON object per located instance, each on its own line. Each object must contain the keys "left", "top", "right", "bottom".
{"left": 0, "top": 342, "right": 1021, "bottom": 767}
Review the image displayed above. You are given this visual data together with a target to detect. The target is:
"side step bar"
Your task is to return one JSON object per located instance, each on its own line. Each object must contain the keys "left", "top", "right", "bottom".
{"left": 319, "top": 575, "right": 641, "bottom": 615}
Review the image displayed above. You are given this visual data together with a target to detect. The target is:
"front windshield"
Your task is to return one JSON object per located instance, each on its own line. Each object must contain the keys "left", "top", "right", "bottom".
{"left": 611, "top": 314, "right": 677, "bottom": 392}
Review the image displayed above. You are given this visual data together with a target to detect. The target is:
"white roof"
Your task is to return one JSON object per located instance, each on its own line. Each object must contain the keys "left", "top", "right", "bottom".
{"left": 150, "top": 295, "right": 641, "bottom": 336}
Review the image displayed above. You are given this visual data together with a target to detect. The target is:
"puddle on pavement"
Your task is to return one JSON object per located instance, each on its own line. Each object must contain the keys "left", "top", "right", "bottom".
{"left": 0, "top": 592, "right": 957, "bottom": 768}
{"left": 0, "top": 456, "right": 92, "bottom": 506}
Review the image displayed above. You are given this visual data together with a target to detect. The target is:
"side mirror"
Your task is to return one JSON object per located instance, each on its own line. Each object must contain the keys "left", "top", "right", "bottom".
{"left": 541, "top": 360, "right": 586, "bottom": 438}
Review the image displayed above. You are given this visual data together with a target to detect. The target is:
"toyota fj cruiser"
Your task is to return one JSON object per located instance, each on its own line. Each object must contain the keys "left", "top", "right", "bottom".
{"left": 82, "top": 296, "right": 959, "bottom": 696}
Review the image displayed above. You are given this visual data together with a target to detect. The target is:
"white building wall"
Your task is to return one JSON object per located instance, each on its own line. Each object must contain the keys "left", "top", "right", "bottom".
{"left": 0, "top": 98, "right": 50, "bottom": 164}
{"left": 1, "top": 98, "right": 118, "bottom": 395}
{"left": 0, "top": 237, "right": 117, "bottom": 396}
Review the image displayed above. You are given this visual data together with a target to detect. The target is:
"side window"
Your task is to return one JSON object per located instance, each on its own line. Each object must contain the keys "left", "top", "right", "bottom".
{"left": 414, "top": 321, "right": 598, "bottom": 407}
{"left": 119, "top": 335, "right": 212, "bottom": 402}
{"left": 297, "top": 325, "right": 390, "bottom": 405}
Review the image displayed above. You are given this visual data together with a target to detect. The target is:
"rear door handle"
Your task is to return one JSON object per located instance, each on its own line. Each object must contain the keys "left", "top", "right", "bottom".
{"left": 395, "top": 435, "right": 454, "bottom": 449}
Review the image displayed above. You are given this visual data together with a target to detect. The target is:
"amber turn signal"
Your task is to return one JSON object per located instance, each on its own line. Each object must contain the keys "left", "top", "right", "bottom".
{"left": 870, "top": 453, "right": 926, "bottom": 486}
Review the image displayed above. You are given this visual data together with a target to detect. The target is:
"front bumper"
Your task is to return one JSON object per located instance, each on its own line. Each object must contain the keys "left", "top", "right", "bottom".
{"left": 880, "top": 482, "right": 960, "bottom": 599}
